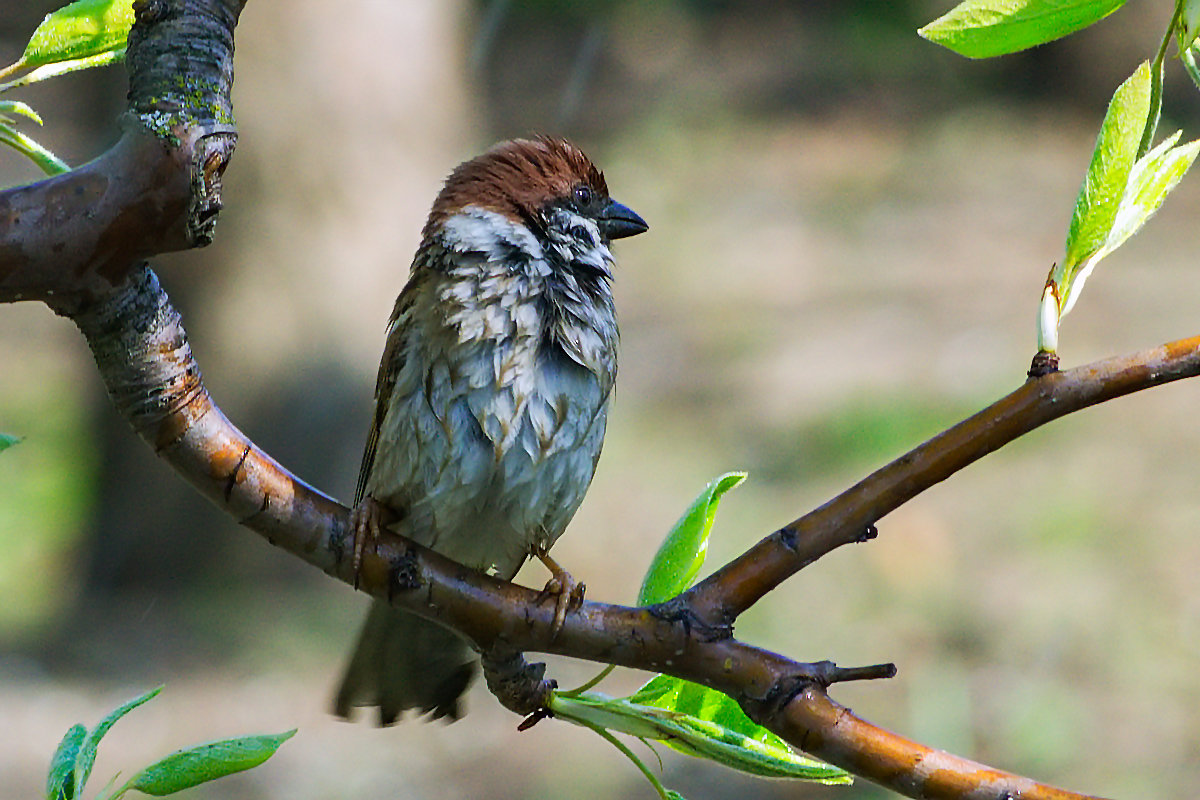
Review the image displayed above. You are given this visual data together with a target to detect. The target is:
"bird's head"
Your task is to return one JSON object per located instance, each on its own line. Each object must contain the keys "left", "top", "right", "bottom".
{"left": 414, "top": 137, "right": 643, "bottom": 373}
{"left": 423, "top": 136, "right": 647, "bottom": 260}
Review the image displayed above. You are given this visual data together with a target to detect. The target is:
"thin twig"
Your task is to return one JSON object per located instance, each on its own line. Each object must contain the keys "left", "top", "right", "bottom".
{"left": 683, "top": 336, "right": 1200, "bottom": 626}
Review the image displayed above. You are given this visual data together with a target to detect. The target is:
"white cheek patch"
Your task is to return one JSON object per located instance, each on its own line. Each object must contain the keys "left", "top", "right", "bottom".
{"left": 441, "top": 207, "right": 545, "bottom": 262}
{"left": 433, "top": 203, "right": 617, "bottom": 380}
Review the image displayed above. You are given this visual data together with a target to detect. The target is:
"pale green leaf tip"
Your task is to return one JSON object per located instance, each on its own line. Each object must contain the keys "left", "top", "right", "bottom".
{"left": 125, "top": 685, "right": 164, "bottom": 707}
{"left": 915, "top": 21, "right": 987, "bottom": 60}
{"left": 0, "top": 100, "right": 44, "bottom": 125}
{"left": 0, "top": 122, "right": 72, "bottom": 175}
{"left": 703, "top": 471, "right": 748, "bottom": 504}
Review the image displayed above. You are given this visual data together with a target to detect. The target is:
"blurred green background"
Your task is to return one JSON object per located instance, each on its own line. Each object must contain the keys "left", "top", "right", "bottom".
{"left": 4, "top": 1, "right": 1200, "bottom": 797}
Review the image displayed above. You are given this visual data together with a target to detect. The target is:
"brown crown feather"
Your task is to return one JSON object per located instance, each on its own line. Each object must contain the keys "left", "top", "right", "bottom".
{"left": 423, "top": 136, "right": 609, "bottom": 239}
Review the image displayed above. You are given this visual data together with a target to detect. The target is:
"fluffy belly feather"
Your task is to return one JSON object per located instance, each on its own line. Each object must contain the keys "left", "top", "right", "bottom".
{"left": 366, "top": 338, "right": 609, "bottom": 579}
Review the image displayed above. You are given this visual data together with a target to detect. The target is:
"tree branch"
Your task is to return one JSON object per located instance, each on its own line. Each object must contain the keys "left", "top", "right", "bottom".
{"left": 682, "top": 336, "right": 1200, "bottom": 627}
{"left": 65, "top": 259, "right": 1114, "bottom": 800}
{"left": 767, "top": 688, "right": 1109, "bottom": 800}
{"left": 0, "top": 0, "right": 241, "bottom": 313}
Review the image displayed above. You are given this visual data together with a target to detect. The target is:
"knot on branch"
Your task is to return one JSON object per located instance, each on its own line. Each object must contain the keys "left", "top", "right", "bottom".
{"left": 133, "top": 0, "right": 171, "bottom": 26}
{"left": 1028, "top": 350, "right": 1061, "bottom": 378}
{"left": 188, "top": 133, "right": 236, "bottom": 246}
{"left": 386, "top": 544, "right": 423, "bottom": 600}
{"left": 740, "top": 674, "right": 813, "bottom": 732}
{"left": 648, "top": 596, "right": 733, "bottom": 642}
{"left": 481, "top": 650, "right": 556, "bottom": 719}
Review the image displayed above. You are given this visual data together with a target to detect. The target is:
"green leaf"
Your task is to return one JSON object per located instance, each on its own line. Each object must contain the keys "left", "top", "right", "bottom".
{"left": 0, "top": 122, "right": 70, "bottom": 175}
{"left": 1039, "top": 62, "right": 1152, "bottom": 351}
{"left": 1062, "top": 61, "right": 1150, "bottom": 273}
{"left": 1060, "top": 130, "right": 1200, "bottom": 318}
{"left": 46, "top": 724, "right": 86, "bottom": 800}
{"left": 0, "top": 100, "right": 69, "bottom": 174}
{"left": 638, "top": 472, "right": 746, "bottom": 606}
{"left": 1060, "top": 61, "right": 1152, "bottom": 284}
{"left": 1105, "top": 133, "right": 1200, "bottom": 261}
{"left": 128, "top": 730, "right": 296, "bottom": 795}
{"left": 919, "top": 0, "right": 1126, "bottom": 58}
{"left": 0, "top": 432, "right": 20, "bottom": 452}
{"left": 628, "top": 675, "right": 791, "bottom": 753}
{"left": 566, "top": 470, "right": 845, "bottom": 786}
{"left": 1037, "top": 63, "right": 1198, "bottom": 353}
{"left": 626, "top": 674, "right": 676, "bottom": 705}
{"left": 0, "top": 101, "right": 44, "bottom": 125}
{"left": 550, "top": 692, "right": 851, "bottom": 784}
{"left": 20, "top": 0, "right": 134, "bottom": 71}
{"left": 0, "top": 88, "right": 72, "bottom": 177}
{"left": 565, "top": 471, "right": 748, "bottom": 696}
{"left": 0, "top": 50, "right": 126, "bottom": 94}
{"left": 74, "top": 687, "right": 163, "bottom": 794}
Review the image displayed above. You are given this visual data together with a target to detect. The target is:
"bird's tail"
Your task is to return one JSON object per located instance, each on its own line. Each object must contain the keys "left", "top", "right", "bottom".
{"left": 333, "top": 600, "right": 476, "bottom": 724}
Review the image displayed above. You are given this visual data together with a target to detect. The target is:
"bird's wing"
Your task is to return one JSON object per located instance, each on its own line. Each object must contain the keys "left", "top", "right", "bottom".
{"left": 353, "top": 286, "right": 418, "bottom": 506}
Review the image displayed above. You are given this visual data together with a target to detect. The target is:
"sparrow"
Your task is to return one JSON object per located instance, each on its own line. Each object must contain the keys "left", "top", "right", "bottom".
{"left": 334, "top": 136, "right": 647, "bottom": 724}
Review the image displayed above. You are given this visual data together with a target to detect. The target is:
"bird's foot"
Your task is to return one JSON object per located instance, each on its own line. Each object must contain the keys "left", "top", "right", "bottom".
{"left": 350, "top": 496, "right": 388, "bottom": 588}
{"left": 534, "top": 547, "right": 585, "bottom": 638}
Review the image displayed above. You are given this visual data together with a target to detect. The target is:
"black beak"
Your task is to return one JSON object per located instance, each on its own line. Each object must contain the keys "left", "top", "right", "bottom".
{"left": 596, "top": 199, "right": 648, "bottom": 240}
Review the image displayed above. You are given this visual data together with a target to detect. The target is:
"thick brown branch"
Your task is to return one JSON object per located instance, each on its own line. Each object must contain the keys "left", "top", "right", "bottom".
{"left": 768, "top": 688, "right": 1110, "bottom": 800}
{"left": 0, "top": 130, "right": 191, "bottom": 311}
{"left": 0, "top": 0, "right": 241, "bottom": 313}
{"left": 72, "top": 265, "right": 347, "bottom": 565}
{"left": 683, "top": 336, "right": 1200, "bottom": 626}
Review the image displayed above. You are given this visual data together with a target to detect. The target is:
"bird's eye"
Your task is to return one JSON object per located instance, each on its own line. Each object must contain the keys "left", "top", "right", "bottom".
{"left": 573, "top": 184, "right": 594, "bottom": 208}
